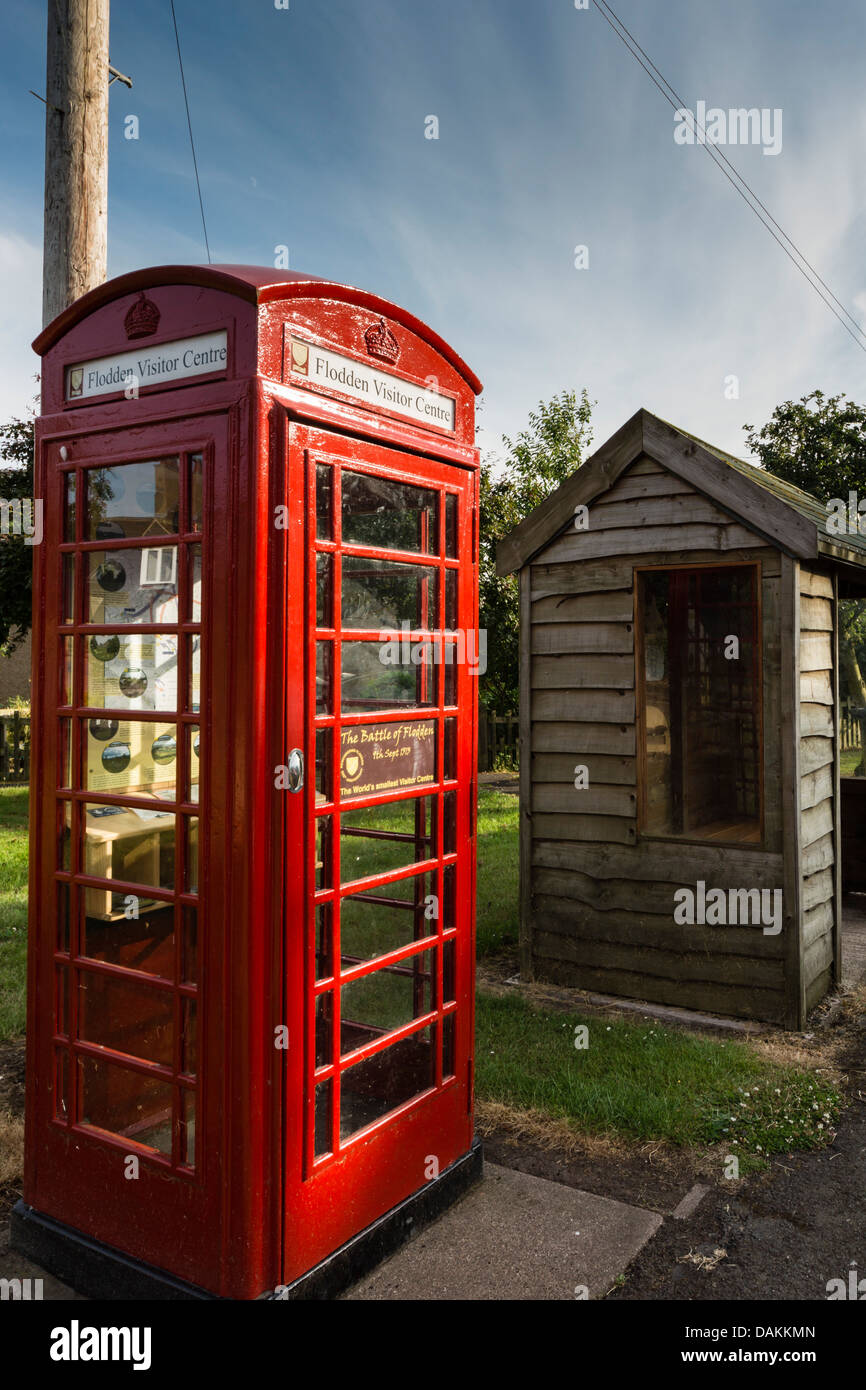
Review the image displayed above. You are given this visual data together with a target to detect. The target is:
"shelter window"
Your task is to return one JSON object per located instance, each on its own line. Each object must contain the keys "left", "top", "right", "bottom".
{"left": 637, "top": 564, "right": 761, "bottom": 844}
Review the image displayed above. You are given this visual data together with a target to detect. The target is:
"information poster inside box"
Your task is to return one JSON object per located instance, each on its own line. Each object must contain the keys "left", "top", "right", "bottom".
{"left": 339, "top": 720, "right": 436, "bottom": 799}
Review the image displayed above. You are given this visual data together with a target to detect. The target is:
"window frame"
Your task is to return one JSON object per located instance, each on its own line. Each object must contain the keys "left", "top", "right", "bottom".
{"left": 634, "top": 558, "right": 765, "bottom": 849}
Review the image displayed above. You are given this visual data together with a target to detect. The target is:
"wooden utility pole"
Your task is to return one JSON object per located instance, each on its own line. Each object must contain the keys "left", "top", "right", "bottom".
{"left": 42, "top": 0, "right": 110, "bottom": 326}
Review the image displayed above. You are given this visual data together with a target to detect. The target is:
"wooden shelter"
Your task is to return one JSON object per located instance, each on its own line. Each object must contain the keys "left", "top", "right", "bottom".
{"left": 498, "top": 409, "right": 866, "bottom": 1028}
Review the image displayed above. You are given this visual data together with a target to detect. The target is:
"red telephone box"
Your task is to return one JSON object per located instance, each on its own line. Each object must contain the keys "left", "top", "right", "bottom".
{"left": 13, "top": 265, "right": 482, "bottom": 1299}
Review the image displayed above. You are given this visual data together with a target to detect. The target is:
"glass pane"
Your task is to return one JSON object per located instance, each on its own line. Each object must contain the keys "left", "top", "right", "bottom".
{"left": 443, "top": 863, "right": 456, "bottom": 930}
{"left": 61, "top": 636, "right": 74, "bottom": 705}
{"left": 58, "top": 801, "right": 72, "bottom": 870}
{"left": 316, "top": 643, "right": 332, "bottom": 714}
{"left": 340, "top": 1026, "right": 435, "bottom": 1141}
{"left": 79, "top": 971, "right": 173, "bottom": 1067}
{"left": 82, "top": 901, "right": 175, "bottom": 979}
{"left": 315, "top": 817, "right": 332, "bottom": 890}
{"left": 444, "top": 645, "right": 457, "bottom": 706}
{"left": 342, "top": 472, "right": 438, "bottom": 554}
{"left": 443, "top": 938, "right": 456, "bottom": 1003}
{"left": 185, "top": 817, "right": 199, "bottom": 893}
{"left": 315, "top": 904, "right": 332, "bottom": 981}
{"left": 181, "top": 1088, "right": 196, "bottom": 1166}
{"left": 80, "top": 1054, "right": 173, "bottom": 1155}
{"left": 55, "top": 1049, "right": 69, "bottom": 1121}
{"left": 187, "top": 724, "right": 200, "bottom": 803}
{"left": 316, "top": 465, "right": 332, "bottom": 541}
{"left": 340, "top": 871, "right": 436, "bottom": 968}
{"left": 444, "top": 790, "right": 457, "bottom": 854}
{"left": 189, "top": 454, "right": 203, "bottom": 532}
{"left": 62, "top": 553, "right": 75, "bottom": 624}
{"left": 340, "top": 797, "right": 436, "bottom": 884}
{"left": 445, "top": 494, "right": 457, "bottom": 559}
{"left": 86, "top": 632, "right": 179, "bottom": 712}
{"left": 182, "top": 998, "right": 197, "bottom": 1075}
{"left": 84, "top": 719, "right": 178, "bottom": 800}
{"left": 444, "top": 717, "right": 457, "bottom": 780}
{"left": 443, "top": 1014, "right": 455, "bottom": 1078}
{"left": 315, "top": 1079, "right": 332, "bottom": 1157}
{"left": 87, "top": 547, "right": 178, "bottom": 624}
{"left": 341, "top": 557, "right": 438, "bottom": 631}
{"left": 57, "top": 882, "right": 71, "bottom": 953}
{"left": 341, "top": 640, "right": 435, "bottom": 712}
{"left": 315, "top": 993, "right": 332, "bottom": 1067}
{"left": 63, "top": 474, "right": 76, "bottom": 542}
{"left": 83, "top": 802, "right": 175, "bottom": 904}
{"left": 341, "top": 951, "right": 434, "bottom": 1055}
{"left": 445, "top": 570, "right": 457, "bottom": 630}
{"left": 315, "top": 729, "right": 331, "bottom": 804}
{"left": 188, "top": 635, "right": 201, "bottom": 713}
{"left": 339, "top": 719, "right": 436, "bottom": 801}
{"left": 85, "top": 459, "right": 180, "bottom": 540}
{"left": 59, "top": 718, "right": 72, "bottom": 788}
{"left": 317, "top": 554, "right": 333, "bottom": 628}
{"left": 638, "top": 567, "right": 761, "bottom": 842}
{"left": 188, "top": 544, "right": 202, "bottom": 622}
{"left": 55, "top": 964, "right": 68, "bottom": 1035}
{"left": 182, "top": 905, "right": 198, "bottom": 983}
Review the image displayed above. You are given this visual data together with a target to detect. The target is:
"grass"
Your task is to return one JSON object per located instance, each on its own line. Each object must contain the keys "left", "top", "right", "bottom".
{"left": 475, "top": 992, "right": 842, "bottom": 1160}
{"left": 476, "top": 789, "right": 519, "bottom": 955}
{"left": 840, "top": 749, "right": 864, "bottom": 777}
{"left": 0, "top": 787, "right": 28, "bottom": 1042}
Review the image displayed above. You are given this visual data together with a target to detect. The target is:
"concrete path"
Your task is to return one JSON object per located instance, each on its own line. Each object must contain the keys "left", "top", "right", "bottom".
{"left": 0, "top": 1164, "right": 663, "bottom": 1301}
{"left": 344, "top": 1162, "right": 663, "bottom": 1301}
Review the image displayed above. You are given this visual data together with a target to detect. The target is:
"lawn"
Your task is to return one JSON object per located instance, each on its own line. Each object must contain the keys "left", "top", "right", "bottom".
{"left": 475, "top": 992, "right": 841, "bottom": 1159}
{"left": 0, "top": 786, "right": 28, "bottom": 1042}
{"left": 476, "top": 789, "right": 519, "bottom": 955}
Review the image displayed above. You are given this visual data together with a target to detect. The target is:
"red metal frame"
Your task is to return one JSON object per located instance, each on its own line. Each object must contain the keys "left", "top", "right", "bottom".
{"left": 26, "top": 266, "right": 480, "bottom": 1298}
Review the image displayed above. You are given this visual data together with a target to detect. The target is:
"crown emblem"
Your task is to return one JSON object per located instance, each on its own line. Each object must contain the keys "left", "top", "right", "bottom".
{"left": 124, "top": 292, "right": 161, "bottom": 340}
{"left": 364, "top": 318, "right": 400, "bottom": 365}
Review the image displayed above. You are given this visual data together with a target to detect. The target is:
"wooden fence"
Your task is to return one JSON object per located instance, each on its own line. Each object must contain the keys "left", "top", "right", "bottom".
{"left": 0, "top": 710, "right": 31, "bottom": 784}
{"left": 478, "top": 711, "right": 519, "bottom": 772}
{"left": 841, "top": 700, "right": 865, "bottom": 753}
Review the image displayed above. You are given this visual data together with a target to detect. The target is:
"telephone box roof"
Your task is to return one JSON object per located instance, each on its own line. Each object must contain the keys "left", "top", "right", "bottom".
{"left": 32, "top": 263, "right": 483, "bottom": 393}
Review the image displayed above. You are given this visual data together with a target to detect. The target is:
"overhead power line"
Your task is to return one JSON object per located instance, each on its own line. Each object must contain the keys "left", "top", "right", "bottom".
{"left": 169, "top": 0, "right": 211, "bottom": 264}
{"left": 590, "top": 0, "right": 866, "bottom": 356}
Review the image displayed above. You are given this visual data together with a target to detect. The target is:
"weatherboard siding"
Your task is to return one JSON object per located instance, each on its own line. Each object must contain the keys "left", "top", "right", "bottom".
{"left": 524, "top": 456, "right": 789, "bottom": 1023}
{"left": 797, "top": 565, "right": 838, "bottom": 1013}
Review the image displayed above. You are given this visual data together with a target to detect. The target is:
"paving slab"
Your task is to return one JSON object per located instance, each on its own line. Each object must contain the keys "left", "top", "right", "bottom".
{"left": 0, "top": 1238, "right": 82, "bottom": 1300}
{"left": 344, "top": 1162, "right": 663, "bottom": 1301}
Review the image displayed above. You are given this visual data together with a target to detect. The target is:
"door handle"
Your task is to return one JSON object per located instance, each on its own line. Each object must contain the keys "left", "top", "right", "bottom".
{"left": 287, "top": 749, "right": 304, "bottom": 792}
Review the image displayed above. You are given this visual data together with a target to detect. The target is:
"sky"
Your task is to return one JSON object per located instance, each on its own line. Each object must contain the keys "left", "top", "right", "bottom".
{"left": 2, "top": 0, "right": 866, "bottom": 465}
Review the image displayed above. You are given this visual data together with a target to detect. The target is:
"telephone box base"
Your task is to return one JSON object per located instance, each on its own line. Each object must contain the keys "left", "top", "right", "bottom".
{"left": 10, "top": 1138, "right": 483, "bottom": 1301}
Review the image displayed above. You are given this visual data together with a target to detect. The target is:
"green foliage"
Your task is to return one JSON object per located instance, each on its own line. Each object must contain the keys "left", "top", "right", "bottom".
{"left": 0, "top": 787, "right": 29, "bottom": 1041}
{"left": 745, "top": 391, "right": 866, "bottom": 726}
{"left": 0, "top": 417, "right": 36, "bottom": 654}
{"left": 744, "top": 390, "right": 866, "bottom": 499}
{"left": 480, "top": 389, "right": 594, "bottom": 711}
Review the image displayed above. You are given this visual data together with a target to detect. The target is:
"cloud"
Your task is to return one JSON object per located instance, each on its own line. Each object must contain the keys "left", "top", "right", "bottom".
{"left": 0, "top": 231, "right": 42, "bottom": 422}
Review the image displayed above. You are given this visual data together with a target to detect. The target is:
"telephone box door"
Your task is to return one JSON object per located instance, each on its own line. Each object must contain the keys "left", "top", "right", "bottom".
{"left": 282, "top": 423, "right": 477, "bottom": 1283}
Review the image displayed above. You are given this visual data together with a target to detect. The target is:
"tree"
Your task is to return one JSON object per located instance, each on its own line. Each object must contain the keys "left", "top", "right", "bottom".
{"left": 479, "top": 389, "right": 594, "bottom": 711}
{"left": 0, "top": 416, "right": 36, "bottom": 654}
{"left": 744, "top": 390, "right": 866, "bottom": 772}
